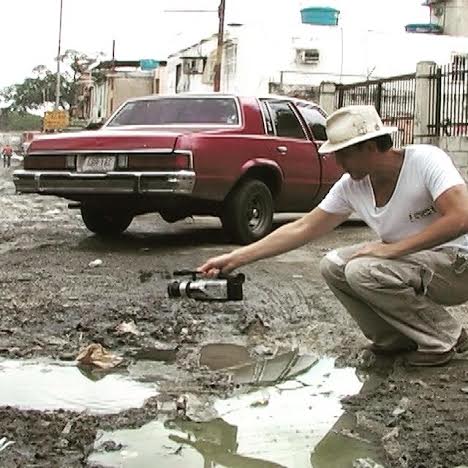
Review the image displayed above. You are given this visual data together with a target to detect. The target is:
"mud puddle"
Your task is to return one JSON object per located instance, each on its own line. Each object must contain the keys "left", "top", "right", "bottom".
{"left": 0, "top": 359, "right": 158, "bottom": 414}
{"left": 89, "top": 357, "right": 384, "bottom": 467}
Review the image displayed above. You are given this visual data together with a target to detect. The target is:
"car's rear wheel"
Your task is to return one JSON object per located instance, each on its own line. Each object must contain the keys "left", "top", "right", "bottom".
{"left": 80, "top": 205, "right": 133, "bottom": 236}
{"left": 221, "top": 179, "right": 273, "bottom": 245}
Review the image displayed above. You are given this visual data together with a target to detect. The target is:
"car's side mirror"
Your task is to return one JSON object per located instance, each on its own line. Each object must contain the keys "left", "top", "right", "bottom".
{"left": 310, "top": 123, "right": 327, "bottom": 141}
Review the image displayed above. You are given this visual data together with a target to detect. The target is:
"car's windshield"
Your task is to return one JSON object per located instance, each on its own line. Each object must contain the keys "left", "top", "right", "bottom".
{"left": 107, "top": 97, "right": 240, "bottom": 126}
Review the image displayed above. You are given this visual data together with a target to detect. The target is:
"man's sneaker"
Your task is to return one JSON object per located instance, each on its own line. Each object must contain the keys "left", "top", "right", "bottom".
{"left": 455, "top": 328, "right": 468, "bottom": 353}
{"left": 365, "top": 342, "right": 416, "bottom": 356}
{"left": 405, "top": 349, "right": 455, "bottom": 367}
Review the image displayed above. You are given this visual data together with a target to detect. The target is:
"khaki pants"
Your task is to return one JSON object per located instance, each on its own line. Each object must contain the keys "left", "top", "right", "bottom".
{"left": 320, "top": 244, "right": 468, "bottom": 353}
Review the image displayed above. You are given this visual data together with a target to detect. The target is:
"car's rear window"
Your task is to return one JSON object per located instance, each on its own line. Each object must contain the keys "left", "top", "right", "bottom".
{"left": 107, "top": 98, "right": 240, "bottom": 126}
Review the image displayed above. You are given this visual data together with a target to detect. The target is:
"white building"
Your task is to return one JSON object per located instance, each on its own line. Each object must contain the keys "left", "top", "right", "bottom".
{"left": 426, "top": 0, "right": 468, "bottom": 37}
{"left": 162, "top": 19, "right": 468, "bottom": 97}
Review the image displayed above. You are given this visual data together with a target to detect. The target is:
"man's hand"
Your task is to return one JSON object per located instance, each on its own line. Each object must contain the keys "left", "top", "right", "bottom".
{"left": 197, "top": 252, "right": 240, "bottom": 277}
{"left": 350, "top": 241, "right": 400, "bottom": 260}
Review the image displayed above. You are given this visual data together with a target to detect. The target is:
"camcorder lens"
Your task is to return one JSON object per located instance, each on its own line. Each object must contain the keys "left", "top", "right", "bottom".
{"left": 167, "top": 281, "right": 182, "bottom": 298}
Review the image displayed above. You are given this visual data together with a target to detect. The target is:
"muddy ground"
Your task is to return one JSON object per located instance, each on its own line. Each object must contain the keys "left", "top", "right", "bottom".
{"left": 0, "top": 164, "right": 467, "bottom": 468}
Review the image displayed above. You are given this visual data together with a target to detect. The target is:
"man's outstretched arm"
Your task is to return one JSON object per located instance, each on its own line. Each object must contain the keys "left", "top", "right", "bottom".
{"left": 198, "top": 208, "right": 349, "bottom": 276}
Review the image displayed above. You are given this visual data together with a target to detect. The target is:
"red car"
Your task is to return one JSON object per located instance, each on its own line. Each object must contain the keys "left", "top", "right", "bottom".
{"left": 13, "top": 94, "right": 341, "bottom": 244}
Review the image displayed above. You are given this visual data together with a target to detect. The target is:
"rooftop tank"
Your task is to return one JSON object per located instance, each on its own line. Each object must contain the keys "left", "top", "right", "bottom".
{"left": 300, "top": 7, "right": 340, "bottom": 26}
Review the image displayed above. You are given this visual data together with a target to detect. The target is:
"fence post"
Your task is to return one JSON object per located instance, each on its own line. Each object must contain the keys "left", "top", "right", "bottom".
{"left": 414, "top": 61, "right": 437, "bottom": 144}
{"left": 375, "top": 81, "right": 382, "bottom": 115}
{"left": 319, "top": 82, "right": 337, "bottom": 115}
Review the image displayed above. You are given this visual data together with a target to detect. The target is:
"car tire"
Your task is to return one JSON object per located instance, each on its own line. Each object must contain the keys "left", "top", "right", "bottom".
{"left": 222, "top": 179, "right": 273, "bottom": 245}
{"left": 80, "top": 205, "right": 133, "bottom": 236}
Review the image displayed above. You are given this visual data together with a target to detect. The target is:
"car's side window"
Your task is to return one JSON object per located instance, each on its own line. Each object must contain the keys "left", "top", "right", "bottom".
{"left": 296, "top": 106, "right": 328, "bottom": 141}
{"left": 260, "top": 100, "right": 275, "bottom": 136}
{"left": 267, "top": 101, "right": 307, "bottom": 140}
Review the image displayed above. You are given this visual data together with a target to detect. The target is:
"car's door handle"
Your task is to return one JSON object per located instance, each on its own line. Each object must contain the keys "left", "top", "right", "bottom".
{"left": 276, "top": 146, "right": 288, "bottom": 155}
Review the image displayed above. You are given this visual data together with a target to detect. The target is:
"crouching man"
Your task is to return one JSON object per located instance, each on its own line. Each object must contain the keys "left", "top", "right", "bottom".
{"left": 198, "top": 105, "right": 468, "bottom": 367}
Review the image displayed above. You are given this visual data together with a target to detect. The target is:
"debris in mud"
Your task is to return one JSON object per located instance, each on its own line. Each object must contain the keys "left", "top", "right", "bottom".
{"left": 88, "top": 259, "right": 103, "bottom": 268}
{"left": 250, "top": 395, "right": 270, "bottom": 407}
{"left": 253, "top": 344, "right": 275, "bottom": 356}
{"left": 0, "top": 436, "right": 15, "bottom": 453}
{"left": 382, "top": 426, "right": 399, "bottom": 441}
{"left": 392, "top": 397, "right": 410, "bottom": 417}
{"left": 99, "top": 440, "right": 124, "bottom": 452}
{"left": 138, "top": 270, "right": 153, "bottom": 283}
{"left": 115, "top": 321, "right": 141, "bottom": 336}
{"left": 410, "top": 379, "right": 428, "bottom": 388}
{"left": 176, "top": 395, "right": 188, "bottom": 417}
{"left": 61, "top": 421, "right": 73, "bottom": 435}
{"left": 240, "top": 312, "right": 271, "bottom": 335}
{"left": 461, "top": 387, "right": 468, "bottom": 394}
{"left": 76, "top": 343, "right": 123, "bottom": 369}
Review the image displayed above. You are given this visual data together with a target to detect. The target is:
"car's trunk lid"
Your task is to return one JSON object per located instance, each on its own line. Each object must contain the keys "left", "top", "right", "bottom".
{"left": 27, "top": 130, "right": 182, "bottom": 154}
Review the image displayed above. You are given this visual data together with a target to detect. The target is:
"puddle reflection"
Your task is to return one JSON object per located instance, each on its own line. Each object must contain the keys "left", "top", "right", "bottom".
{"left": 0, "top": 359, "right": 157, "bottom": 414}
{"left": 89, "top": 358, "right": 384, "bottom": 467}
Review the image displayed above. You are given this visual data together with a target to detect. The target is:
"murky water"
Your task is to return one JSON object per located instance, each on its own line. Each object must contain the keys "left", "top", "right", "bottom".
{"left": 88, "top": 358, "right": 384, "bottom": 467}
{"left": 0, "top": 359, "right": 158, "bottom": 414}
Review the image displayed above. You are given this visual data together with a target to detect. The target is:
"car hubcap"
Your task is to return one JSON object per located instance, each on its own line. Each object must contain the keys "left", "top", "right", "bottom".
{"left": 247, "top": 195, "right": 266, "bottom": 232}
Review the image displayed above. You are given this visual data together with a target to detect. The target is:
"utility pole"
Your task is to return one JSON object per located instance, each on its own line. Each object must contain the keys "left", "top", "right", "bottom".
{"left": 55, "top": 0, "right": 64, "bottom": 109}
{"left": 163, "top": 1, "right": 226, "bottom": 92}
{"left": 213, "top": 0, "right": 226, "bottom": 92}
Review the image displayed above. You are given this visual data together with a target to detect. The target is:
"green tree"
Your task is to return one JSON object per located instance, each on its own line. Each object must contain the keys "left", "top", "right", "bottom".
{"left": 1, "top": 69, "right": 73, "bottom": 112}
{"left": 1, "top": 50, "right": 103, "bottom": 113}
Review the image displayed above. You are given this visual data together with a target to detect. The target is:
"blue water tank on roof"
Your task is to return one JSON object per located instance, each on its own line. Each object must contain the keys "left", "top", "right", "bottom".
{"left": 300, "top": 7, "right": 340, "bottom": 26}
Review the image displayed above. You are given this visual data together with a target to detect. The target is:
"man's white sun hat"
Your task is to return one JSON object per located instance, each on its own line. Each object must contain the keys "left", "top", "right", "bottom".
{"left": 318, "top": 105, "right": 398, "bottom": 154}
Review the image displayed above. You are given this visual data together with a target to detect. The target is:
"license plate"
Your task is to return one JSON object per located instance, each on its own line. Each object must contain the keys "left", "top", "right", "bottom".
{"left": 80, "top": 155, "right": 116, "bottom": 173}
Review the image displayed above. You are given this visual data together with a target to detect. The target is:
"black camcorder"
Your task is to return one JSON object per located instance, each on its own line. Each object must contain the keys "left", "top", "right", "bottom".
{"left": 167, "top": 270, "right": 245, "bottom": 302}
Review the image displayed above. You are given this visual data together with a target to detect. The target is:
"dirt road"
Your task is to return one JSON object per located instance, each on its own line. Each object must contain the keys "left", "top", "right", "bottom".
{"left": 0, "top": 166, "right": 467, "bottom": 467}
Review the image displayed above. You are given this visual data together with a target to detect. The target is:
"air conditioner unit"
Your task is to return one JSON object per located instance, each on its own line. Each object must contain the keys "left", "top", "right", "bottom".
{"left": 298, "top": 49, "right": 320, "bottom": 65}
{"left": 182, "top": 58, "right": 205, "bottom": 75}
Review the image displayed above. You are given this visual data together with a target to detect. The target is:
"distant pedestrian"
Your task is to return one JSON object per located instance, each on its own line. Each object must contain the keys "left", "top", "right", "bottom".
{"left": 2, "top": 144, "right": 13, "bottom": 168}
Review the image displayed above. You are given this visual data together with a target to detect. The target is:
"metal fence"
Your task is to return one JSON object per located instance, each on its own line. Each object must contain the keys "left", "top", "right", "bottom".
{"left": 428, "top": 62, "right": 468, "bottom": 137}
{"left": 336, "top": 74, "right": 416, "bottom": 148}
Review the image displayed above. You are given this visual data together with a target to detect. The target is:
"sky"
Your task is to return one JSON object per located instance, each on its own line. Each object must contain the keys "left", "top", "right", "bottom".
{"left": 1, "top": 0, "right": 430, "bottom": 89}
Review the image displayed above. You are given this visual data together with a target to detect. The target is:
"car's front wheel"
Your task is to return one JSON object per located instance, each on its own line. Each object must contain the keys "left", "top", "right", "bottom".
{"left": 80, "top": 205, "right": 133, "bottom": 236}
{"left": 221, "top": 179, "right": 274, "bottom": 245}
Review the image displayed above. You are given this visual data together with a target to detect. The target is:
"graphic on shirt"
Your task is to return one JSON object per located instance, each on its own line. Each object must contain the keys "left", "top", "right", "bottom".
{"left": 409, "top": 205, "right": 436, "bottom": 222}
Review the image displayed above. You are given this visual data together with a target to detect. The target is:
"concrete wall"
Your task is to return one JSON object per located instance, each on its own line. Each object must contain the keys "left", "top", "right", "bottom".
{"left": 90, "top": 71, "right": 156, "bottom": 122}
{"left": 112, "top": 76, "right": 154, "bottom": 110}
{"left": 429, "top": 0, "right": 468, "bottom": 37}
{"left": 435, "top": 136, "right": 468, "bottom": 181}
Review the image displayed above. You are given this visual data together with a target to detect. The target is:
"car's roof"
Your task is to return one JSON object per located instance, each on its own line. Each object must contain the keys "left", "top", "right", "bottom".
{"left": 125, "top": 93, "right": 321, "bottom": 108}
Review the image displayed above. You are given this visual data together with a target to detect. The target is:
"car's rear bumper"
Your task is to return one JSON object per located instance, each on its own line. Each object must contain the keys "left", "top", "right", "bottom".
{"left": 13, "top": 170, "right": 196, "bottom": 195}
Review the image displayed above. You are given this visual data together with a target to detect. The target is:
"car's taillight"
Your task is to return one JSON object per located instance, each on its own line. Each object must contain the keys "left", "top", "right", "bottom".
{"left": 152, "top": 154, "right": 190, "bottom": 170}
{"left": 173, "top": 153, "right": 190, "bottom": 169}
{"left": 127, "top": 153, "right": 191, "bottom": 171}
